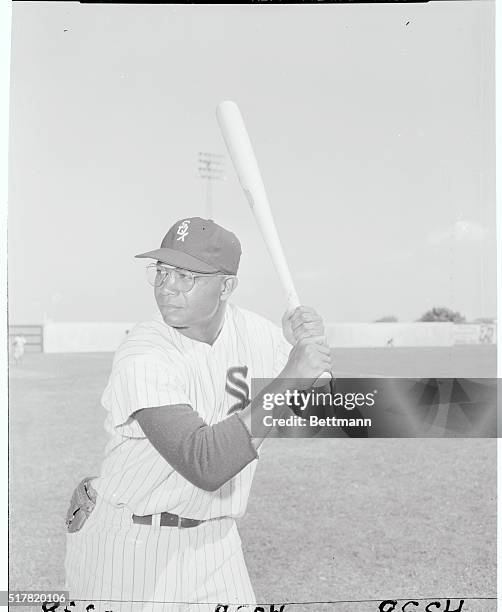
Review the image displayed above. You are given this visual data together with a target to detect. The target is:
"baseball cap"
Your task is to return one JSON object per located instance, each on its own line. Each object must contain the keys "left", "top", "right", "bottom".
{"left": 135, "top": 217, "right": 241, "bottom": 274}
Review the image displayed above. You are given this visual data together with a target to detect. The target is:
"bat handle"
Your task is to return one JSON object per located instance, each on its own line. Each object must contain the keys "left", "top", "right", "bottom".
{"left": 316, "top": 370, "right": 333, "bottom": 385}
{"left": 286, "top": 294, "right": 332, "bottom": 386}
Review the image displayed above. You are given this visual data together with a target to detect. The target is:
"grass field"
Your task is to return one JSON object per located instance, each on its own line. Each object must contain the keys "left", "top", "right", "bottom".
{"left": 8, "top": 346, "right": 497, "bottom": 611}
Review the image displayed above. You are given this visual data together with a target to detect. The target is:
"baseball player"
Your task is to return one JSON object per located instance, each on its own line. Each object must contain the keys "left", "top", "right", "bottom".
{"left": 11, "top": 335, "right": 27, "bottom": 364}
{"left": 65, "top": 217, "right": 330, "bottom": 612}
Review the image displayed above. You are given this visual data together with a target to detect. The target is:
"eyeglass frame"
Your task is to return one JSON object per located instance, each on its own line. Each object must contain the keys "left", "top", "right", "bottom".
{"left": 146, "top": 262, "right": 231, "bottom": 293}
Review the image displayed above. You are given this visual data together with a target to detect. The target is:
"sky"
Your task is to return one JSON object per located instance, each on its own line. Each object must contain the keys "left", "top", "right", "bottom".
{"left": 7, "top": 1, "right": 497, "bottom": 326}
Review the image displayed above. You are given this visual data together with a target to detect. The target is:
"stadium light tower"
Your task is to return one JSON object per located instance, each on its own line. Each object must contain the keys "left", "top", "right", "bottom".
{"left": 197, "top": 152, "right": 225, "bottom": 219}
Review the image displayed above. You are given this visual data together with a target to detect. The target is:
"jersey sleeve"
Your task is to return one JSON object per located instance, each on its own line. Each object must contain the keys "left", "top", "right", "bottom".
{"left": 101, "top": 358, "right": 192, "bottom": 438}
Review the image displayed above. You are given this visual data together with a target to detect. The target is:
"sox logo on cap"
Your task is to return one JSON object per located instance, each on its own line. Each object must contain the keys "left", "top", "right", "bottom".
{"left": 176, "top": 220, "right": 191, "bottom": 242}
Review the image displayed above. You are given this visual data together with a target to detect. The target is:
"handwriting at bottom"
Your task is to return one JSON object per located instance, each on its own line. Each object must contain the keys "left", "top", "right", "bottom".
{"left": 41, "top": 602, "right": 286, "bottom": 612}
{"left": 215, "top": 606, "right": 285, "bottom": 612}
{"left": 379, "top": 600, "right": 464, "bottom": 612}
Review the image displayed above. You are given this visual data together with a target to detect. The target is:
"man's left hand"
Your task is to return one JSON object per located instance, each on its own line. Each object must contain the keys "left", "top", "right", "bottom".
{"left": 282, "top": 306, "right": 326, "bottom": 346}
{"left": 65, "top": 477, "right": 98, "bottom": 533}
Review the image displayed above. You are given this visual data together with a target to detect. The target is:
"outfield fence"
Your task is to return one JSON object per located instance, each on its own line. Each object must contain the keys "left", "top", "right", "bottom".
{"left": 43, "top": 322, "right": 135, "bottom": 353}
{"left": 8, "top": 321, "right": 497, "bottom": 352}
{"left": 326, "top": 322, "right": 455, "bottom": 348}
{"left": 453, "top": 323, "right": 497, "bottom": 345}
{"left": 8, "top": 325, "right": 44, "bottom": 352}
{"left": 326, "top": 322, "right": 497, "bottom": 348}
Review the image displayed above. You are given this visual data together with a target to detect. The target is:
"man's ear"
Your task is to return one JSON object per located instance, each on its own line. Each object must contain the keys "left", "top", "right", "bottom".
{"left": 220, "top": 276, "right": 238, "bottom": 301}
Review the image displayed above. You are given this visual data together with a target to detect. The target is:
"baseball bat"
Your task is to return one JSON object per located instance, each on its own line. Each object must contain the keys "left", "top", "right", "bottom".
{"left": 216, "top": 100, "right": 331, "bottom": 382}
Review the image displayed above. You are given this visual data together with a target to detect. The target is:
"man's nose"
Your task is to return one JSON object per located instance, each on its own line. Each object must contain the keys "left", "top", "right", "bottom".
{"left": 159, "top": 275, "right": 179, "bottom": 294}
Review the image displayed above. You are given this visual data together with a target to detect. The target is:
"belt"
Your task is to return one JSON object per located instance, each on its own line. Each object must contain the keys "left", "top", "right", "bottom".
{"left": 132, "top": 512, "right": 204, "bottom": 528}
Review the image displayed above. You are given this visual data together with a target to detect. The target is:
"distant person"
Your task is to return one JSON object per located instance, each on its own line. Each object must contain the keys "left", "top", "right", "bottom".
{"left": 386, "top": 337, "right": 394, "bottom": 348}
{"left": 11, "top": 335, "right": 27, "bottom": 364}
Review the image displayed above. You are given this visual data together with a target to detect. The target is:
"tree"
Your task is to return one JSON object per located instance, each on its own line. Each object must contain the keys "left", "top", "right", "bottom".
{"left": 374, "top": 315, "right": 398, "bottom": 322}
{"left": 417, "top": 307, "right": 465, "bottom": 323}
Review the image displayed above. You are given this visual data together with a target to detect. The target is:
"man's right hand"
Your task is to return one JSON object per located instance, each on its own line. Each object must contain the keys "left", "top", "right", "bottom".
{"left": 279, "top": 335, "right": 332, "bottom": 389}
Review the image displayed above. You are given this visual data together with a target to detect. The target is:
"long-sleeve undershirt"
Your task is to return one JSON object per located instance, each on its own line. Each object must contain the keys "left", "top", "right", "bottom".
{"left": 134, "top": 405, "right": 258, "bottom": 492}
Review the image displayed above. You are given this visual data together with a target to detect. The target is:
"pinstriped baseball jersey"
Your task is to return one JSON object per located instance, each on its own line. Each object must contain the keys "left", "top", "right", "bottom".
{"left": 92, "top": 303, "right": 291, "bottom": 519}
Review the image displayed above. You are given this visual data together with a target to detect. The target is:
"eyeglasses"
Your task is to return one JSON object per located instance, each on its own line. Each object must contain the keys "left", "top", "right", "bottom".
{"left": 146, "top": 263, "right": 223, "bottom": 293}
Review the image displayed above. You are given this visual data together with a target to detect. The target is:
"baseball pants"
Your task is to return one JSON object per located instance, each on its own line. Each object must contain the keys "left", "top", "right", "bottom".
{"left": 65, "top": 497, "right": 256, "bottom": 612}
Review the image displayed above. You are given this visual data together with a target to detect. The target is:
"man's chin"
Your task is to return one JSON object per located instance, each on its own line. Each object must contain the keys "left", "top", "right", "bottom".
{"left": 160, "top": 308, "right": 189, "bottom": 327}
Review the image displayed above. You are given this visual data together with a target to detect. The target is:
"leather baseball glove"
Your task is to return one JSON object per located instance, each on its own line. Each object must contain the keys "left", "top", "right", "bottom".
{"left": 65, "top": 476, "right": 98, "bottom": 533}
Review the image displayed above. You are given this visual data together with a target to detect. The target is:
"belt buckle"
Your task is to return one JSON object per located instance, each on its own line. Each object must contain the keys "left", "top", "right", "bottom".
{"left": 177, "top": 515, "right": 183, "bottom": 529}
